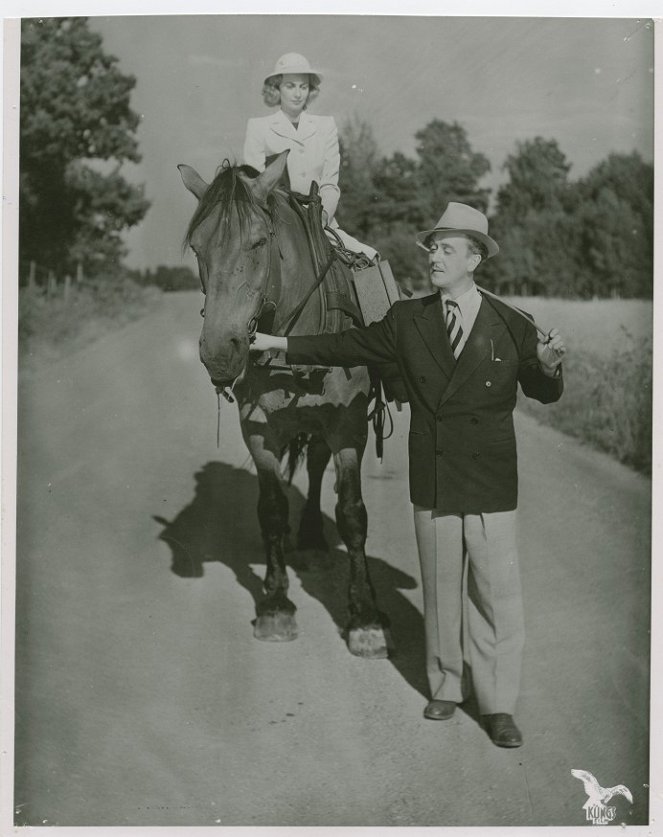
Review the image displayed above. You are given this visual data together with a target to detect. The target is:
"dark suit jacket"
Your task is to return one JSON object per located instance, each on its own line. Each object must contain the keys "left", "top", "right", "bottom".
{"left": 287, "top": 290, "right": 563, "bottom": 512}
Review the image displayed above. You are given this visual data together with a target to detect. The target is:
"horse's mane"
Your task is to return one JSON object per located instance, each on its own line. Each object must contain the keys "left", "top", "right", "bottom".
{"left": 184, "top": 160, "right": 280, "bottom": 249}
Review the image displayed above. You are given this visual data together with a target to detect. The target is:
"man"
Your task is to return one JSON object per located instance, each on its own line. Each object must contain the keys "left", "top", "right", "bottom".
{"left": 250, "top": 202, "right": 566, "bottom": 748}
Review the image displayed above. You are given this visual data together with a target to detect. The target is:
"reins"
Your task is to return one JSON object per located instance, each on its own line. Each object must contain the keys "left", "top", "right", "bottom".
{"left": 271, "top": 250, "right": 337, "bottom": 336}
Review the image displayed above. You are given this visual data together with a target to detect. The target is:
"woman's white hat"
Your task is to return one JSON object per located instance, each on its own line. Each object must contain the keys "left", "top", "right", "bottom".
{"left": 416, "top": 202, "right": 499, "bottom": 258}
{"left": 264, "top": 53, "right": 321, "bottom": 82}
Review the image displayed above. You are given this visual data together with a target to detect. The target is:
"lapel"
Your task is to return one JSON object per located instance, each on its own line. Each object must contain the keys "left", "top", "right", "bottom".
{"left": 296, "top": 112, "right": 317, "bottom": 141}
{"left": 437, "top": 297, "right": 508, "bottom": 408}
{"left": 269, "top": 110, "right": 317, "bottom": 144}
{"left": 270, "top": 109, "right": 300, "bottom": 142}
{"left": 413, "top": 293, "right": 455, "bottom": 382}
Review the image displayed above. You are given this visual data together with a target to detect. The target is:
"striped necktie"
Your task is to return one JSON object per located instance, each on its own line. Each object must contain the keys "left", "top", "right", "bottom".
{"left": 445, "top": 299, "right": 463, "bottom": 359}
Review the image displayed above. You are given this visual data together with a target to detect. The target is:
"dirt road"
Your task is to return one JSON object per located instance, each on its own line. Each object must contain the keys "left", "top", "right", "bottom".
{"left": 14, "top": 291, "right": 651, "bottom": 828}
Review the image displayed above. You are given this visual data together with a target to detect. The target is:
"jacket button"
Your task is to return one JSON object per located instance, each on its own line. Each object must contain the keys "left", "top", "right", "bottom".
{"left": 470, "top": 417, "right": 479, "bottom": 425}
{"left": 485, "top": 381, "right": 492, "bottom": 388}
{"left": 419, "top": 375, "right": 426, "bottom": 383}
{"left": 472, "top": 451, "right": 480, "bottom": 459}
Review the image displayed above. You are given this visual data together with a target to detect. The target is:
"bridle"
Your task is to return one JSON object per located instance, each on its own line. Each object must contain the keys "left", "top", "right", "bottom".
{"left": 199, "top": 195, "right": 338, "bottom": 394}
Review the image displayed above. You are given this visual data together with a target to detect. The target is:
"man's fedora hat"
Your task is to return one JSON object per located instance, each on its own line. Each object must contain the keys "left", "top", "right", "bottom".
{"left": 416, "top": 202, "right": 499, "bottom": 258}
{"left": 265, "top": 53, "right": 321, "bottom": 83}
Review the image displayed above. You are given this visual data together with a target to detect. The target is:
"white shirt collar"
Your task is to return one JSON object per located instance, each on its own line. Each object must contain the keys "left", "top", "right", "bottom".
{"left": 440, "top": 283, "right": 481, "bottom": 320}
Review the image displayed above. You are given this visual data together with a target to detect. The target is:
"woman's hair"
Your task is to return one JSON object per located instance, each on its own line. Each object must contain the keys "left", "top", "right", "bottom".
{"left": 261, "top": 73, "right": 321, "bottom": 108}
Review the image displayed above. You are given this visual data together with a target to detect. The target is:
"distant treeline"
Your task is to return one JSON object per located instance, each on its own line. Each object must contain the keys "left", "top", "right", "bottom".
{"left": 337, "top": 117, "right": 653, "bottom": 298}
{"left": 127, "top": 265, "right": 200, "bottom": 292}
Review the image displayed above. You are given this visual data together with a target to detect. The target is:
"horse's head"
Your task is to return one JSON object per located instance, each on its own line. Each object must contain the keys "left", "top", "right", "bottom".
{"left": 179, "top": 152, "right": 289, "bottom": 388}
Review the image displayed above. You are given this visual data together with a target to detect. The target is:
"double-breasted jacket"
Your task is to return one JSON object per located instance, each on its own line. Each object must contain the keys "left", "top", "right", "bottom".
{"left": 286, "top": 291, "right": 563, "bottom": 513}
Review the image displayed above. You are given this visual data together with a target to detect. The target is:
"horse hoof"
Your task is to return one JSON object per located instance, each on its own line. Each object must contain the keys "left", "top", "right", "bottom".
{"left": 347, "top": 625, "right": 391, "bottom": 659}
{"left": 253, "top": 612, "right": 298, "bottom": 642}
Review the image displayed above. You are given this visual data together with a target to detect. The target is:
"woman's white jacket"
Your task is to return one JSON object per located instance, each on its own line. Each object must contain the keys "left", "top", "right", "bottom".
{"left": 243, "top": 110, "right": 341, "bottom": 221}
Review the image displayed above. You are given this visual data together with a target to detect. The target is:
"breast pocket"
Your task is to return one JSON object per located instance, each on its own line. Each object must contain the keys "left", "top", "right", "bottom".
{"left": 482, "top": 359, "right": 518, "bottom": 392}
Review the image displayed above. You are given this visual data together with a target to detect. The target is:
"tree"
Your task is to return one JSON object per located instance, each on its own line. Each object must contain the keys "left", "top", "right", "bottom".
{"left": 338, "top": 116, "right": 492, "bottom": 290}
{"left": 414, "top": 120, "right": 491, "bottom": 220}
{"left": 20, "top": 17, "right": 149, "bottom": 279}
{"left": 371, "top": 152, "right": 427, "bottom": 228}
{"left": 575, "top": 153, "right": 653, "bottom": 298}
{"left": 485, "top": 138, "right": 577, "bottom": 295}
{"left": 337, "top": 115, "right": 380, "bottom": 238}
{"left": 495, "top": 137, "right": 572, "bottom": 219}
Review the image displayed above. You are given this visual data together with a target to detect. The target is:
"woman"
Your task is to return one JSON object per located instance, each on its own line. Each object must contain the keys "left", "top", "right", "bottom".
{"left": 243, "top": 52, "right": 377, "bottom": 261}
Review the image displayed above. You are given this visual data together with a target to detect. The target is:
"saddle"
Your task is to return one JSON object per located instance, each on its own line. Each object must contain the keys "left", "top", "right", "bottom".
{"left": 287, "top": 185, "right": 409, "bottom": 405}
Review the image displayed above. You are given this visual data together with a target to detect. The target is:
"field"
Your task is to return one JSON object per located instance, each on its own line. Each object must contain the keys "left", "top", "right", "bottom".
{"left": 509, "top": 297, "right": 653, "bottom": 473}
{"left": 507, "top": 297, "right": 652, "bottom": 354}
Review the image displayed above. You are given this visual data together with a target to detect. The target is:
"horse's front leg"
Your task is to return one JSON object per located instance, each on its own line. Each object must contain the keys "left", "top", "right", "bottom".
{"left": 333, "top": 447, "right": 391, "bottom": 659}
{"left": 297, "top": 434, "right": 331, "bottom": 555}
{"left": 248, "top": 434, "right": 298, "bottom": 642}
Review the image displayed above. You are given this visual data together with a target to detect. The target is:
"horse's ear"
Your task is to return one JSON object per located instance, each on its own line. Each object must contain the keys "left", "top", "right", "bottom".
{"left": 253, "top": 150, "right": 289, "bottom": 203}
{"left": 178, "top": 164, "right": 208, "bottom": 201}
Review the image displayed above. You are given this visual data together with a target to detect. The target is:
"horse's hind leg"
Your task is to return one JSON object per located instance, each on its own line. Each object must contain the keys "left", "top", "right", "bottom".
{"left": 248, "top": 434, "right": 298, "bottom": 642}
{"left": 297, "top": 434, "right": 331, "bottom": 555}
{"left": 333, "top": 447, "right": 391, "bottom": 659}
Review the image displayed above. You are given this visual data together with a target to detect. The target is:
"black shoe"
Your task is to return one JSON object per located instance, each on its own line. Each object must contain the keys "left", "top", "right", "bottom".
{"left": 482, "top": 713, "right": 523, "bottom": 748}
{"left": 423, "top": 699, "right": 456, "bottom": 721}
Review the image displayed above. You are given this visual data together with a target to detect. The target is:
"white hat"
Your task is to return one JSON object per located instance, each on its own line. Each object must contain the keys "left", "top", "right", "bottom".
{"left": 416, "top": 202, "right": 499, "bottom": 258}
{"left": 264, "top": 53, "right": 321, "bottom": 83}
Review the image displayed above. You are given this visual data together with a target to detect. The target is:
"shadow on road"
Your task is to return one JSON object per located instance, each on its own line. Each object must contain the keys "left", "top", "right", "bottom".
{"left": 153, "top": 461, "right": 429, "bottom": 698}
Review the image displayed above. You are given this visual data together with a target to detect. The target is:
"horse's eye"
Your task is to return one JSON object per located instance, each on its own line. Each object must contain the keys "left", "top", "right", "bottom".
{"left": 249, "top": 238, "right": 267, "bottom": 251}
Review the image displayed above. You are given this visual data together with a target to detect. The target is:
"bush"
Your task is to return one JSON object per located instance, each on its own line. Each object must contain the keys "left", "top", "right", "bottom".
{"left": 19, "top": 274, "right": 162, "bottom": 366}
{"left": 518, "top": 329, "right": 652, "bottom": 473}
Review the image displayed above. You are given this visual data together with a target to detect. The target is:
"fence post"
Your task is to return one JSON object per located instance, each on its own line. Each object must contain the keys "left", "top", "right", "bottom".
{"left": 28, "top": 261, "right": 37, "bottom": 290}
{"left": 64, "top": 274, "right": 72, "bottom": 303}
{"left": 76, "top": 262, "right": 84, "bottom": 285}
{"left": 47, "top": 270, "right": 57, "bottom": 296}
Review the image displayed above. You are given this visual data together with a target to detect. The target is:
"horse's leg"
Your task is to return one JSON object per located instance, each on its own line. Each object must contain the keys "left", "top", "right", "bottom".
{"left": 246, "top": 432, "right": 298, "bottom": 642}
{"left": 297, "top": 434, "right": 331, "bottom": 555}
{"left": 333, "top": 446, "right": 391, "bottom": 659}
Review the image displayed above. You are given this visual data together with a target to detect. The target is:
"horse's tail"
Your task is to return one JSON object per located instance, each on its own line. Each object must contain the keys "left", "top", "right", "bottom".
{"left": 285, "top": 432, "right": 309, "bottom": 485}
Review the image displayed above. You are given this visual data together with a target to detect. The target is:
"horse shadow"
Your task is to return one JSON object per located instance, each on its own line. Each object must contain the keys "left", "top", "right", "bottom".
{"left": 153, "top": 461, "right": 430, "bottom": 700}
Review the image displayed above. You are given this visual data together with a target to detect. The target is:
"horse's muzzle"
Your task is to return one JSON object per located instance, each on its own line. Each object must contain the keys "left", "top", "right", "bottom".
{"left": 200, "top": 330, "right": 249, "bottom": 386}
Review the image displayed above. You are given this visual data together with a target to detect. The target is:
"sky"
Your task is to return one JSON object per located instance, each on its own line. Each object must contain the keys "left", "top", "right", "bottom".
{"left": 85, "top": 15, "right": 655, "bottom": 270}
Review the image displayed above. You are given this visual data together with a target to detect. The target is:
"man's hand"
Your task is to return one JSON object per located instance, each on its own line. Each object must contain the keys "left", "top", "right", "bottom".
{"left": 537, "top": 328, "right": 566, "bottom": 375}
{"left": 249, "top": 332, "right": 288, "bottom": 353}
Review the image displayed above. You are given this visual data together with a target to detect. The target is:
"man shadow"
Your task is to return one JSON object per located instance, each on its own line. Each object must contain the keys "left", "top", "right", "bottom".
{"left": 153, "top": 461, "right": 429, "bottom": 699}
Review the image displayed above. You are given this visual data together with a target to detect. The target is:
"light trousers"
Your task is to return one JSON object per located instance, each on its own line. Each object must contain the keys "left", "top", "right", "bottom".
{"left": 413, "top": 507, "right": 525, "bottom": 714}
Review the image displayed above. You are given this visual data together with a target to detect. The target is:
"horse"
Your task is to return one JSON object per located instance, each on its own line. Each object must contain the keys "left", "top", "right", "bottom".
{"left": 178, "top": 151, "right": 390, "bottom": 658}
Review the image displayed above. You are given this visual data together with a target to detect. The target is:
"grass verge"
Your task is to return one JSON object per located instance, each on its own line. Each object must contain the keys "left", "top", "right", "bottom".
{"left": 18, "top": 276, "right": 162, "bottom": 370}
{"left": 518, "top": 331, "right": 652, "bottom": 474}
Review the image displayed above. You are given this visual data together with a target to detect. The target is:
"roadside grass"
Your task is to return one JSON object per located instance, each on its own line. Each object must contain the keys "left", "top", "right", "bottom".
{"left": 18, "top": 276, "right": 162, "bottom": 371}
{"left": 512, "top": 297, "right": 653, "bottom": 474}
